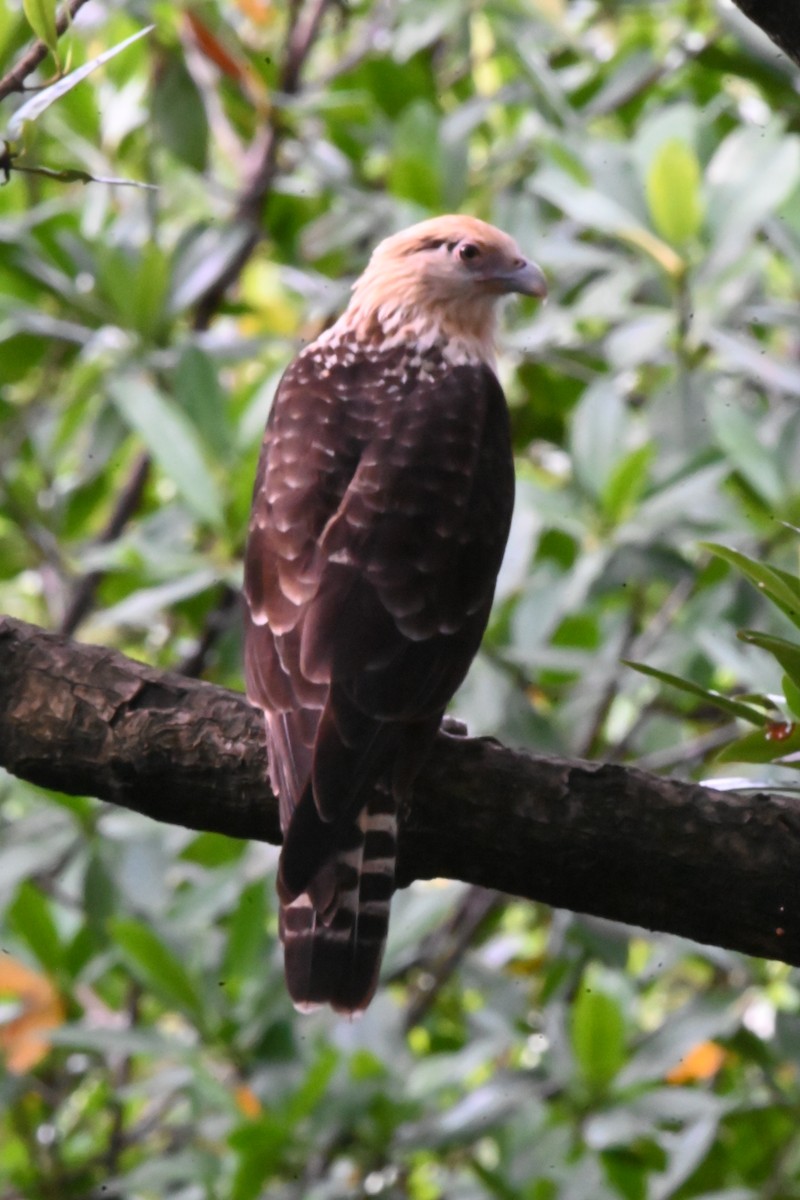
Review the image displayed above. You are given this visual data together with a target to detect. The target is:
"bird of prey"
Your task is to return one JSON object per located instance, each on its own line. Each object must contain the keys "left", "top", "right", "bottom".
{"left": 244, "top": 215, "right": 547, "bottom": 1013}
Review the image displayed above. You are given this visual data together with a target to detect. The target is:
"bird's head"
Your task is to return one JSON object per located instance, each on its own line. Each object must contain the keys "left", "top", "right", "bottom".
{"left": 339, "top": 215, "right": 547, "bottom": 365}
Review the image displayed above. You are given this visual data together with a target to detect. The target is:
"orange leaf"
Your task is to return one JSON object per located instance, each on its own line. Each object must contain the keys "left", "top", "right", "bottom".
{"left": 184, "top": 11, "right": 247, "bottom": 84}
{"left": 0, "top": 955, "right": 65, "bottom": 1074}
{"left": 666, "top": 1040, "right": 726, "bottom": 1084}
{"left": 233, "top": 0, "right": 275, "bottom": 25}
{"left": 234, "top": 1083, "right": 263, "bottom": 1118}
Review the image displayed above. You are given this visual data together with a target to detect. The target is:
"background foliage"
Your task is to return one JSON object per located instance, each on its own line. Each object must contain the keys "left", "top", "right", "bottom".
{"left": 1, "top": 0, "right": 800, "bottom": 1196}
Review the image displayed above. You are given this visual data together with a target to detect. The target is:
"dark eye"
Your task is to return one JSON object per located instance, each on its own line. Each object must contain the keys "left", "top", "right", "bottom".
{"left": 459, "top": 242, "right": 481, "bottom": 261}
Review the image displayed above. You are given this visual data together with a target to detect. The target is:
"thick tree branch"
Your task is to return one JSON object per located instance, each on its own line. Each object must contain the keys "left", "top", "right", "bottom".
{"left": 2, "top": 614, "right": 799, "bottom": 968}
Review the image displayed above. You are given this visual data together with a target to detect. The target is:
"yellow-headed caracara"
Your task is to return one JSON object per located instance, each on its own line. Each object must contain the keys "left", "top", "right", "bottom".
{"left": 244, "top": 215, "right": 547, "bottom": 1013}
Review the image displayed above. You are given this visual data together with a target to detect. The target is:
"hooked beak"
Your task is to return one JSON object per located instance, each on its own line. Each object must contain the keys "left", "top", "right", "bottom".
{"left": 503, "top": 257, "right": 548, "bottom": 299}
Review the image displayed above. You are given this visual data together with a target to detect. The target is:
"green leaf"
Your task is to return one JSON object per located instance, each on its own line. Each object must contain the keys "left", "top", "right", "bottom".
{"left": 174, "top": 346, "right": 233, "bottom": 462}
{"left": 570, "top": 378, "right": 627, "bottom": 500}
{"left": 536, "top": 164, "right": 685, "bottom": 276}
{"left": 715, "top": 722, "right": 800, "bottom": 767}
{"left": 602, "top": 441, "right": 654, "bottom": 524}
{"left": 706, "top": 123, "right": 800, "bottom": 274}
{"left": 645, "top": 138, "right": 704, "bottom": 245}
{"left": 224, "top": 881, "right": 269, "bottom": 983}
{"left": 7, "top": 881, "right": 62, "bottom": 973}
{"left": 571, "top": 979, "right": 626, "bottom": 1091}
{"left": 109, "top": 376, "right": 224, "bottom": 526}
{"left": 230, "top": 1115, "right": 291, "bottom": 1200}
{"left": 708, "top": 396, "right": 785, "bottom": 507}
{"left": 738, "top": 630, "right": 800, "bottom": 690}
{"left": 22, "top": 0, "right": 59, "bottom": 57}
{"left": 784, "top": 674, "right": 800, "bottom": 721}
{"left": 6, "top": 25, "right": 154, "bottom": 139}
{"left": 152, "top": 57, "right": 209, "bottom": 172}
{"left": 111, "top": 918, "right": 203, "bottom": 1023}
{"left": 95, "top": 243, "right": 170, "bottom": 339}
{"left": 702, "top": 543, "right": 800, "bottom": 631}
{"left": 623, "top": 661, "right": 769, "bottom": 726}
{"left": 389, "top": 101, "right": 442, "bottom": 208}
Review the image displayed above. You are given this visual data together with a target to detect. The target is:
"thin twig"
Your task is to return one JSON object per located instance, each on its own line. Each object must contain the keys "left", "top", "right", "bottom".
{"left": 177, "top": 584, "right": 239, "bottom": 677}
{"left": 0, "top": 0, "right": 92, "bottom": 102}
{"left": 192, "top": 0, "right": 333, "bottom": 329}
{"left": 401, "top": 887, "right": 503, "bottom": 1029}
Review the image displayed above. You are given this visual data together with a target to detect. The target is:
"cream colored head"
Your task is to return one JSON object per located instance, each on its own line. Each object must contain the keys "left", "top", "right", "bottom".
{"left": 336, "top": 215, "right": 547, "bottom": 365}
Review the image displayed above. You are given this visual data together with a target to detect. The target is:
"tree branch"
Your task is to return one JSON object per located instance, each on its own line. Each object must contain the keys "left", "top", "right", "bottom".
{"left": 59, "top": 451, "right": 151, "bottom": 637}
{"left": 2, "top": 613, "right": 799, "bottom": 968}
{"left": 191, "top": 0, "right": 333, "bottom": 329}
{"left": 0, "top": 0, "right": 92, "bottom": 102}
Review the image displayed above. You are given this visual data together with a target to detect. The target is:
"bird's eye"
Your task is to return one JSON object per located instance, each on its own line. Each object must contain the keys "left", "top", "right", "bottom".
{"left": 459, "top": 243, "right": 481, "bottom": 261}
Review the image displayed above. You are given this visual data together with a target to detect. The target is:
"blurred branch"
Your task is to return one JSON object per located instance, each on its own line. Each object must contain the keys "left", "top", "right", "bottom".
{"left": 399, "top": 888, "right": 504, "bottom": 1029}
{"left": 0, "top": 0, "right": 91, "bottom": 102}
{"left": 176, "top": 583, "right": 239, "bottom": 677}
{"left": 2, "top": 613, "right": 800, "bottom": 970}
{"left": 59, "top": 451, "right": 151, "bottom": 637}
{"left": 192, "top": 0, "right": 333, "bottom": 329}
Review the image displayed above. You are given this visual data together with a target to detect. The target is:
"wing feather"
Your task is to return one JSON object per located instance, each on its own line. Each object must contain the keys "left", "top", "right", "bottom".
{"left": 243, "top": 332, "right": 514, "bottom": 1010}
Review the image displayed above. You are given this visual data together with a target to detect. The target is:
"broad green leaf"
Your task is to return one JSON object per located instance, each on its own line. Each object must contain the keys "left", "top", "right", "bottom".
{"left": 6, "top": 25, "right": 154, "bottom": 139}
{"left": 571, "top": 980, "right": 626, "bottom": 1091}
{"left": 645, "top": 139, "right": 704, "bottom": 246}
{"left": 389, "top": 101, "right": 442, "bottom": 208}
{"left": 230, "top": 1114, "right": 292, "bottom": 1200}
{"left": 99, "top": 569, "right": 220, "bottom": 628}
{"left": 285, "top": 1044, "right": 339, "bottom": 1122}
{"left": 22, "top": 0, "right": 59, "bottom": 57}
{"left": 708, "top": 395, "right": 785, "bottom": 508}
{"left": 535, "top": 166, "right": 685, "bottom": 276}
{"left": 224, "top": 880, "right": 269, "bottom": 983}
{"left": 624, "top": 661, "right": 769, "bottom": 726}
{"left": 702, "top": 543, "right": 800, "bottom": 631}
{"left": 95, "top": 244, "right": 170, "bottom": 339}
{"left": 111, "top": 918, "right": 203, "bottom": 1023}
{"left": 174, "top": 346, "right": 233, "bottom": 462}
{"left": 602, "top": 441, "right": 654, "bottom": 524}
{"left": 706, "top": 124, "right": 800, "bottom": 273}
{"left": 152, "top": 57, "right": 209, "bottom": 172}
{"left": 715, "top": 722, "right": 800, "bottom": 767}
{"left": 570, "top": 378, "right": 626, "bottom": 500}
{"left": 708, "top": 329, "right": 800, "bottom": 399}
{"left": 109, "top": 376, "right": 224, "bottom": 526}
{"left": 7, "top": 882, "right": 62, "bottom": 973}
{"left": 738, "top": 630, "right": 800, "bottom": 689}
{"left": 784, "top": 674, "right": 800, "bottom": 721}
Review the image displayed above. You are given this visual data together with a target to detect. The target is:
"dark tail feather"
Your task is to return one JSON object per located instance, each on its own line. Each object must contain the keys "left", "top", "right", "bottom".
{"left": 279, "top": 795, "right": 397, "bottom": 1014}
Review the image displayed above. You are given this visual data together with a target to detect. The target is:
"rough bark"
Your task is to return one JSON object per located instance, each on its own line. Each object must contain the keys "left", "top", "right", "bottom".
{"left": 2, "top": 614, "right": 799, "bottom": 967}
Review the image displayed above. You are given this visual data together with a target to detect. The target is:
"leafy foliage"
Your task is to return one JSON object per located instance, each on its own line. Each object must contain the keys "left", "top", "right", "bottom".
{"left": 2, "top": 0, "right": 800, "bottom": 1197}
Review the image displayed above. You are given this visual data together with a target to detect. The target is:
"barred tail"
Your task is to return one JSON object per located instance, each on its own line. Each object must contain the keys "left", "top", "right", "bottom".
{"left": 279, "top": 790, "right": 397, "bottom": 1014}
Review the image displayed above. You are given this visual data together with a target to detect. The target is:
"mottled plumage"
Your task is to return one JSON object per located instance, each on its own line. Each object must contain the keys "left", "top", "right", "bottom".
{"left": 244, "top": 216, "right": 546, "bottom": 1013}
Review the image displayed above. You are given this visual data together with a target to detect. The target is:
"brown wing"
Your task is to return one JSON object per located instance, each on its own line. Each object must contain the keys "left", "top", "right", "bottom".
{"left": 243, "top": 333, "right": 514, "bottom": 1010}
